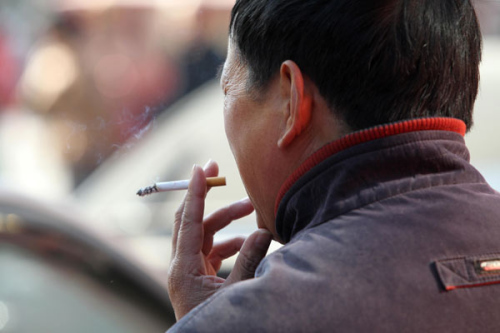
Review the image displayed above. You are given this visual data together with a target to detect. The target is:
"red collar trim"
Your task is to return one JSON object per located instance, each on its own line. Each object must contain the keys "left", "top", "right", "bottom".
{"left": 275, "top": 117, "right": 466, "bottom": 214}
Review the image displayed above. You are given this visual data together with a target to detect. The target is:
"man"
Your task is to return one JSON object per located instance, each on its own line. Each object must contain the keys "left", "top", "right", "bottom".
{"left": 167, "top": 0, "right": 500, "bottom": 331}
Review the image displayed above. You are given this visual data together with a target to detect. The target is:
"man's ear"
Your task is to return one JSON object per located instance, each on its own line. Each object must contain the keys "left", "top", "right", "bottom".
{"left": 277, "top": 60, "right": 312, "bottom": 149}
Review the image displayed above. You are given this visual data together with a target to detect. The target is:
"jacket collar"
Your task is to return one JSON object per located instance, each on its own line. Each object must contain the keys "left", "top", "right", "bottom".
{"left": 275, "top": 118, "right": 471, "bottom": 243}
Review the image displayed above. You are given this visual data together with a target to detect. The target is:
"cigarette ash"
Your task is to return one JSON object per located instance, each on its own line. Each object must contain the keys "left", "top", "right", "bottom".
{"left": 136, "top": 184, "right": 158, "bottom": 197}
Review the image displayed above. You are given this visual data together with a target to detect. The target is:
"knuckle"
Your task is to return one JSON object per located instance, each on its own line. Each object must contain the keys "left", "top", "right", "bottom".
{"left": 174, "top": 205, "right": 184, "bottom": 222}
{"left": 168, "top": 276, "right": 181, "bottom": 293}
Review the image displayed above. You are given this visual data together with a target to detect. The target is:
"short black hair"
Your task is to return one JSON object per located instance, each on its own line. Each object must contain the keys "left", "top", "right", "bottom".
{"left": 229, "top": 0, "right": 482, "bottom": 131}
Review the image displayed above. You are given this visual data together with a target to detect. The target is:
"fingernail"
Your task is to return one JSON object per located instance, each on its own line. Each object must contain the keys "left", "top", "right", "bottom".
{"left": 203, "top": 159, "right": 213, "bottom": 169}
{"left": 255, "top": 229, "right": 273, "bottom": 247}
{"left": 257, "top": 228, "right": 272, "bottom": 236}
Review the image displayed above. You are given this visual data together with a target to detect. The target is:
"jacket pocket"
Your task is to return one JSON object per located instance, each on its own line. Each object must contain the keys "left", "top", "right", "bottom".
{"left": 434, "top": 253, "right": 500, "bottom": 291}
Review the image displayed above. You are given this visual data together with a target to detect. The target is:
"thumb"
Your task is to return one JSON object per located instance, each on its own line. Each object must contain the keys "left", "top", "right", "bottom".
{"left": 225, "top": 229, "right": 272, "bottom": 285}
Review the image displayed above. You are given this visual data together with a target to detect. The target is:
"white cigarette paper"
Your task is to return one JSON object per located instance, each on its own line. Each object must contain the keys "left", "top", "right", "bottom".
{"left": 136, "top": 177, "right": 226, "bottom": 196}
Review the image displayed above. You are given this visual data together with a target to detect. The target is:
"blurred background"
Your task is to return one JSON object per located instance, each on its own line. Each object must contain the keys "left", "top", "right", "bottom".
{"left": 0, "top": 0, "right": 499, "bottom": 332}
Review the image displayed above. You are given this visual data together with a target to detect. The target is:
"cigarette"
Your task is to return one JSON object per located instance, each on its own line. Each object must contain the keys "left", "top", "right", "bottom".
{"left": 136, "top": 177, "right": 226, "bottom": 197}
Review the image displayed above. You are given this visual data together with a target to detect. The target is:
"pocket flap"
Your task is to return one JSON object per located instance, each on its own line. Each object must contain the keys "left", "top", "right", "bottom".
{"left": 435, "top": 253, "right": 500, "bottom": 291}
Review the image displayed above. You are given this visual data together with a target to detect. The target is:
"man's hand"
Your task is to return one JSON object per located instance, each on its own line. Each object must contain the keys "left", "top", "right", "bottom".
{"left": 167, "top": 161, "right": 273, "bottom": 320}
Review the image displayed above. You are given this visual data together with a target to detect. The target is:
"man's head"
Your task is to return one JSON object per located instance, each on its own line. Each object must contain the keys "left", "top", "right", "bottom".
{"left": 222, "top": 0, "right": 482, "bottom": 240}
{"left": 229, "top": 0, "right": 482, "bottom": 131}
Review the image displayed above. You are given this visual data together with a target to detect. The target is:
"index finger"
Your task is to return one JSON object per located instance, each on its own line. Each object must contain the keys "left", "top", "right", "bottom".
{"left": 175, "top": 165, "right": 208, "bottom": 256}
{"left": 171, "top": 160, "right": 219, "bottom": 258}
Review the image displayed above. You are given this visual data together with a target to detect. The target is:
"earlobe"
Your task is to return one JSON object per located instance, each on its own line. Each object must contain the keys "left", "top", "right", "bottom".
{"left": 278, "top": 60, "right": 312, "bottom": 149}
